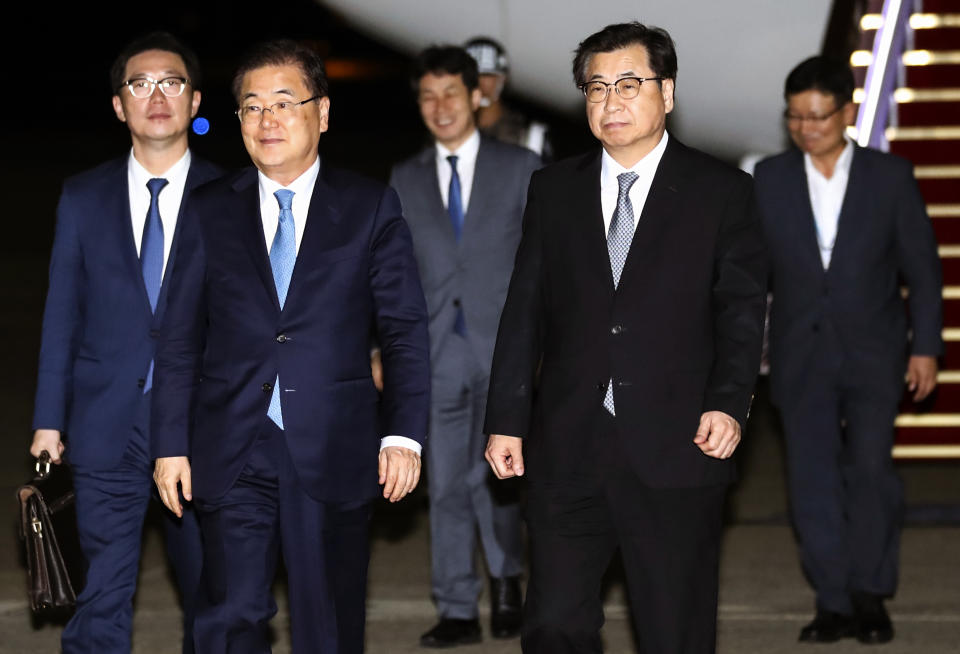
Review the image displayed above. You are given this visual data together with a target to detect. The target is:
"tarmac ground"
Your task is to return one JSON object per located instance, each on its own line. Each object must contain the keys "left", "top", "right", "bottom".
{"left": 2, "top": 253, "right": 958, "bottom": 653}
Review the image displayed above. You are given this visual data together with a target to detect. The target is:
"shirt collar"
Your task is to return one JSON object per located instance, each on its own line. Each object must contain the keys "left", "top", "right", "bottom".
{"left": 435, "top": 128, "right": 481, "bottom": 165}
{"left": 600, "top": 130, "right": 669, "bottom": 189}
{"left": 257, "top": 156, "right": 321, "bottom": 205}
{"left": 804, "top": 136, "right": 854, "bottom": 181}
{"left": 128, "top": 148, "right": 191, "bottom": 189}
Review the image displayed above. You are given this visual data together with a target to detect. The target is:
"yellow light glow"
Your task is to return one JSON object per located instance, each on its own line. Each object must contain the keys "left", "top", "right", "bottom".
{"left": 939, "top": 245, "right": 960, "bottom": 257}
{"left": 853, "top": 88, "right": 866, "bottom": 103}
{"left": 861, "top": 14, "right": 884, "bottom": 30}
{"left": 892, "top": 444, "right": 960, "bottom": 458}
{"left": 893, "top": 88, "right": 915, "bottom": 103}
{"left": 914, "top": 165, "right": 960, "bottom": 179}
{"left": 887, "top": 126, "right": 960, "bottom": 140}
{"left": 938, "top": 370, "right": 960, "bottom": 382}
{"left": 850, "top": 50, "right": 873, "bottom": 67}
{"left": 895, "top": 414, "right": 960, "bottom": 427}
{"left": 903, "top": 50, "right": 933, "bottom": 65}
{"left": 845, "top": 126, "right": 859, "bottom": 140}
{"left": 930, "top": 205, "right": 960, "bottom": 218}
{"left": 944, "top": 328, "right": 960, "bottom": 341}
{"left": 910, "top": 14, "right": 939, "bottom": 28}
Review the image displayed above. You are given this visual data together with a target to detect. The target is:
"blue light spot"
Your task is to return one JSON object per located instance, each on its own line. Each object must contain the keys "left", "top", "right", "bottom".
{"left": 192, "top": 117, "right": 210, "bottom": 135}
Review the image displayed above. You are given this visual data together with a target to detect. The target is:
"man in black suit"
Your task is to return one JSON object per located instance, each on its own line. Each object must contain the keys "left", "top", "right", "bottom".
{"left": 754, "top": 57, "right": 942, "bottom": 645}
{"left": 483, "top": 22, "right": 767, "bottom": 654}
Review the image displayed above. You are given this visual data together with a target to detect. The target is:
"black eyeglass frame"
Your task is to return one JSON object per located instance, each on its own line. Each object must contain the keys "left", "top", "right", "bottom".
{"left": 578, "top": 76, "right": 667, "bottom": 103}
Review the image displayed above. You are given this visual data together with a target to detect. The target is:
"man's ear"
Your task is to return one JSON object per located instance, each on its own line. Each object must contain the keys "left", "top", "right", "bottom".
{"left": 112, "top": 95, "right": 127, "bottom": 123}
{"left": 470, "top": 87, "right": 483, "bottom": 112}
{"left": 190, "top": 90, "right": 201, "bottom": 118}
{"left": 317, "top": 96, "right": 331, "bottom": 133}
{"left": 661, "top": 78, "right": 675, "bottom": 114}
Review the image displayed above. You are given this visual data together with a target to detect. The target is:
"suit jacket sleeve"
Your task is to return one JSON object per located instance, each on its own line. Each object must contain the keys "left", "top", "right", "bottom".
{"left": 151, "top": 200, "right": 207, "bottom": 459}
{"left": 369, "top": 186, "right": 431, "bottom": 443}
{"left": 703, "top": 173, "right": 767, "bottom": 426}
{"left": 483, "top": 173, "right": 544, "bottom": 438}
{"left": 33, "top": 186, "right": 83, "bottom": 431}
{"left": 894, "top": 161, "right": 943, "bottom": 356}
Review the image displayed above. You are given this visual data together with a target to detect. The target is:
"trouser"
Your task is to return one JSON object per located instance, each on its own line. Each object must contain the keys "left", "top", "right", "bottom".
{"left": 62, "top": 400, "right": 202, "bottom": 654}
{"left": 193, "top": 420, "right": 372, "bottom": 653}
{"left": 521, "top": 412, "right": 728, "bottom": 654}
{"left": 428, "top": 334, "right": 524, "bottom": 618}
{"left": 779, "top": 340, "right": 903, "bottom": 614}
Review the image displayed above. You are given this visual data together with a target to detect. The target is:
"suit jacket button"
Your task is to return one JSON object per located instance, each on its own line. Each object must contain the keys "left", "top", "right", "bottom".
{"left": 453, "top": 299, "right": 462, "bottom": 308}
{"left": 611, "top": 324, "right": 623, "bottom": 335}
{"left": 137, "top": 378, "right": 145, "bottom": 388}
{"left": 262, "top": 382, "right": 273, "bottom": 392}
{"left": 276, "top": 334, "right": 287, "bottom": 343}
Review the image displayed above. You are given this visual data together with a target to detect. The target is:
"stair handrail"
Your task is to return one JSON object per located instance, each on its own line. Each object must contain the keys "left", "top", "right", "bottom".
{"left": 856, "top": 0, "right": 913, "bottom": 150}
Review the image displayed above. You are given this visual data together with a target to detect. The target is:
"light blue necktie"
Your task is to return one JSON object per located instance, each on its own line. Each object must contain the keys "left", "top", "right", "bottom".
{"left": 141, "top": 177, "right": 167, "bottom": 393}
{"left": 267, "top": 189, "right": 296, "bottom": 429}
{"left": 447, "top": 155, "right": 467, "bottom": 337}
{"left": 603, "top": 172, "right": 639, "bottom": 416}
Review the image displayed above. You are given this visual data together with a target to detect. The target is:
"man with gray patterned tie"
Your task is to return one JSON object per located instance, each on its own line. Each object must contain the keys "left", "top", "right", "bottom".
{"left": 484, "top": 22, "right": 767, "bottom": 653}
{"left": 390, "top": 45, "right": 540, "bottom": 648}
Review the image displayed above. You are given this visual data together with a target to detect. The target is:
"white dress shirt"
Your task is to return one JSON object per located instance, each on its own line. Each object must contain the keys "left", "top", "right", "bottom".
{"left": 128, "top": 148, "right": 191, "bottom": 282}
{"left": 256, "top": 157, "right": 421, "bottom": 455}
{"left": 804, "top": 138, "right": 854, "bottom": 269}
{"left": 600, "top": 131, "right": 669, "bottom": 235}
{"left": 435, "top": 128, "right": 481, "bottom": 213}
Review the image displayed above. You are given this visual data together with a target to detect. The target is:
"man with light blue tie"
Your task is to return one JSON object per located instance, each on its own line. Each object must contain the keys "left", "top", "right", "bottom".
{"left": 389, "top": 45, "right": 540, "bottom": 648}
{"left": 152, "top": 39, "right": 430, "bottom": 653}
{"left": 30, "top": 32, "right": 220, "bottom": 653}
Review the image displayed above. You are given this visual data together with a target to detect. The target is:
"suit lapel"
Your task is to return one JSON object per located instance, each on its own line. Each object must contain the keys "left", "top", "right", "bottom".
{"left": 232, "top": 168, "right": 281, "bottom": 312}
{"left": 828, "top": 146, "right": 865, "bottom": 273}
{"left": 417, "top": 147, "right": 458, "bottom": 246}
{"left": 616, "top": 138, "right": 685, "bottom": 294}
{"left": 103, "top": 160, "right": 152, "bottom": 312}
{"left": 282, "top": 163, "right": 343, "bottom": 312}
{"left": 462, "top": 139, "right": 494, "bottom": 244}
{"left": 786, "top": 151, "right": 828, "bottom": 276}
{"left": 567, "top": 151, "right": 612, "bottom": 290}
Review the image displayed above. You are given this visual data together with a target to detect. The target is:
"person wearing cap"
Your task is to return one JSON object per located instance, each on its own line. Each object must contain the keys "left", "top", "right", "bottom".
{"left": 464, "top": 36, "right": 552, "bottom": 160}
{"left": 390, "top": 45, "right": 540, "bottom": 647}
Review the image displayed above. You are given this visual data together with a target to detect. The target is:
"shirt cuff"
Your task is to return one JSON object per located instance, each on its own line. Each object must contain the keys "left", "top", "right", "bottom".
{"left": 379, "top": 435, "right": 422, "bottom": 455}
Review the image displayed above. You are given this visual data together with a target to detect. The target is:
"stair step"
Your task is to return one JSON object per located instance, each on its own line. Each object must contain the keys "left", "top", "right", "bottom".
{"left": 938, "top": 339, "right": 960, "bottom": 368}
{"left": 932, "top": 218, "right": 960, "bottom": 244}
{"left": 897, "top": 101, "right": 960, "bottom": 125}
{"left": 890, "top": 139, "right": 960, "bottom": 164}
{"left": 907, "top": 65, "right": 960, "bottom": 87}
{"left": 918, "top": 178, "right": 960, "bottom": 203}
{"left": 893, "top": 425, "right": 960, "bottom": 458}
{"left": 899, "top": 376, "right": 960, "bottom": 414}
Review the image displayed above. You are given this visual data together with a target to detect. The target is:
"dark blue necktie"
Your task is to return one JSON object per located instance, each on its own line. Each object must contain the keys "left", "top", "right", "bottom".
{"left": 141, "top": 177, "right": 167, "bottom": 393}
{"left": 447, "top": 156, "right": 467, "bottom": 337}
{"left": 267, "top": 189, "right": 296, "bottom": 429}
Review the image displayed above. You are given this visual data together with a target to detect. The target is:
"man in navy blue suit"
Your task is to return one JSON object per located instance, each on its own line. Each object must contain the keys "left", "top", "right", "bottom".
{"left": 152, "top": 39, "right": 430, "bottom": 653}
{"left": 30, "top": 32, "right": 220, "bottom": 653}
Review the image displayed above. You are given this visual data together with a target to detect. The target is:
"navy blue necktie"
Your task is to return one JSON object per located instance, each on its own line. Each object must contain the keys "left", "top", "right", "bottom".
{"left": 447, "top": 156, "right": 467, "bottom": 337}
{"left": 267, "top": 189, "right": 296, "bottom": 429}
{"left": 141, "top": 177, "right": 167, "bottom": 393}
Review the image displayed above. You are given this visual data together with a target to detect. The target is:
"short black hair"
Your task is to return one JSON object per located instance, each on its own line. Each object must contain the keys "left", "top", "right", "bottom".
{"left": 110, "top": 31, "right": 202, "bottom": 93}
{"left": 572, "top": 22, "right": 677, "bottom": 88}
{"left": 411, "top": 45, "right": 479, "bottom": 92}
{"left": 231, "top": 39, "right": 329, "bottom": 104}
{"left": 784, "top": 56, "right": 854, "bottom": 109}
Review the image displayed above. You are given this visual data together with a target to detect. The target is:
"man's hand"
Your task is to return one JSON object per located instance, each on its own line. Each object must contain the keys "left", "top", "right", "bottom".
{"left": 694, "top": 411, "right": 741, "bottom": 459}
{"left": 907, "top": 354, "right": 938, "bottom": 402}
{"left": 378, "top": 446, "right": 421, "bottom": 502}
{"left": 31, "top": 429, "right": 65, "bottom": 463}
{"left": 485, "top": 434, "right": 524, "bottom": 479}
{"left": 154, "top": 456, "right": 192, "bottom": 518}
{"left": 370, "top": 348, "right": 384, "bottom": 392}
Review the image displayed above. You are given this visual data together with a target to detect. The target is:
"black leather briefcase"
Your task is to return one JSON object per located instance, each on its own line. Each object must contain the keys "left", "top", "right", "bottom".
{"left": 16, "top": 451, "right": 80, "bottom": 613}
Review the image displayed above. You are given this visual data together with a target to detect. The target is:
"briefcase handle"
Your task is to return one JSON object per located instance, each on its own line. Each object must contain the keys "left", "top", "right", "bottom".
{"left": 35, "top": 451, "right": 52, "bottom": 480}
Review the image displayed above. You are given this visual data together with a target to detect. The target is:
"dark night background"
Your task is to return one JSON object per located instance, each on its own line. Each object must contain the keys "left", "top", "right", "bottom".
{"left": 9, "top": 0, "right": 592, "bottom": 258}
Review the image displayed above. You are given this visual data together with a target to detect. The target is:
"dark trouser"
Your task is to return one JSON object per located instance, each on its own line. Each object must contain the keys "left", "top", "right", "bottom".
{"left": 63, "top": 399, "right": 202, "bottom": 654}
{"left": 521, "top": 412, "right": 728, "bottom": 654}
{"left": 779, "top": 341, "right": 903, "bottom": 614}
{"left": 428, "top": 333, "right": 524, "bottom": 618}
{"left": 193, "top": 420, "right": 372, "bottom": 654}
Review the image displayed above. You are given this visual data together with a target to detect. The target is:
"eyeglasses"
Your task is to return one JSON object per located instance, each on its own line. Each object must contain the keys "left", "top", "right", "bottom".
{"left": 783, "top": 105, "right": 843, "bottom": 124}
{"left": 120, "top": 76, "right": 189, "bottom": 99}
{"left": 579, "top": 77, "right": 665, "bottom": 103}
{"left": 236, "top": 96, "right": 321, "bottom": 124}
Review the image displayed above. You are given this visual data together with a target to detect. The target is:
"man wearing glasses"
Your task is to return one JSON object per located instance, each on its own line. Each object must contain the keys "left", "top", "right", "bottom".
{"left": 484, "top": 22, "right": 766, "bottom": 653}
{"left": 754, "top": 56, "right": 942, "bottom": 645}
{"left": 152, "top": 39, "right": 430, "bottom": 653}
{"left": 30, "top": 32, "right": 220, "bottom": 653}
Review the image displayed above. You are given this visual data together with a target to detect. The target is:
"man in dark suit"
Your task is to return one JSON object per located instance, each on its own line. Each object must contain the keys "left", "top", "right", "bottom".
{"left": 152, "top": 39, "right": 430, "bottom": 653}
{"left": 754, "top": 56, "right": 942, "bottom": 645}
{"left": 30, "top": 32, "right": 219, "bottom": 653}
{"left": 389, "top": 45, "right": 540, "bottom": 648}
{"left": 483, "top": 22, "right": 767, "bottom": 654}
